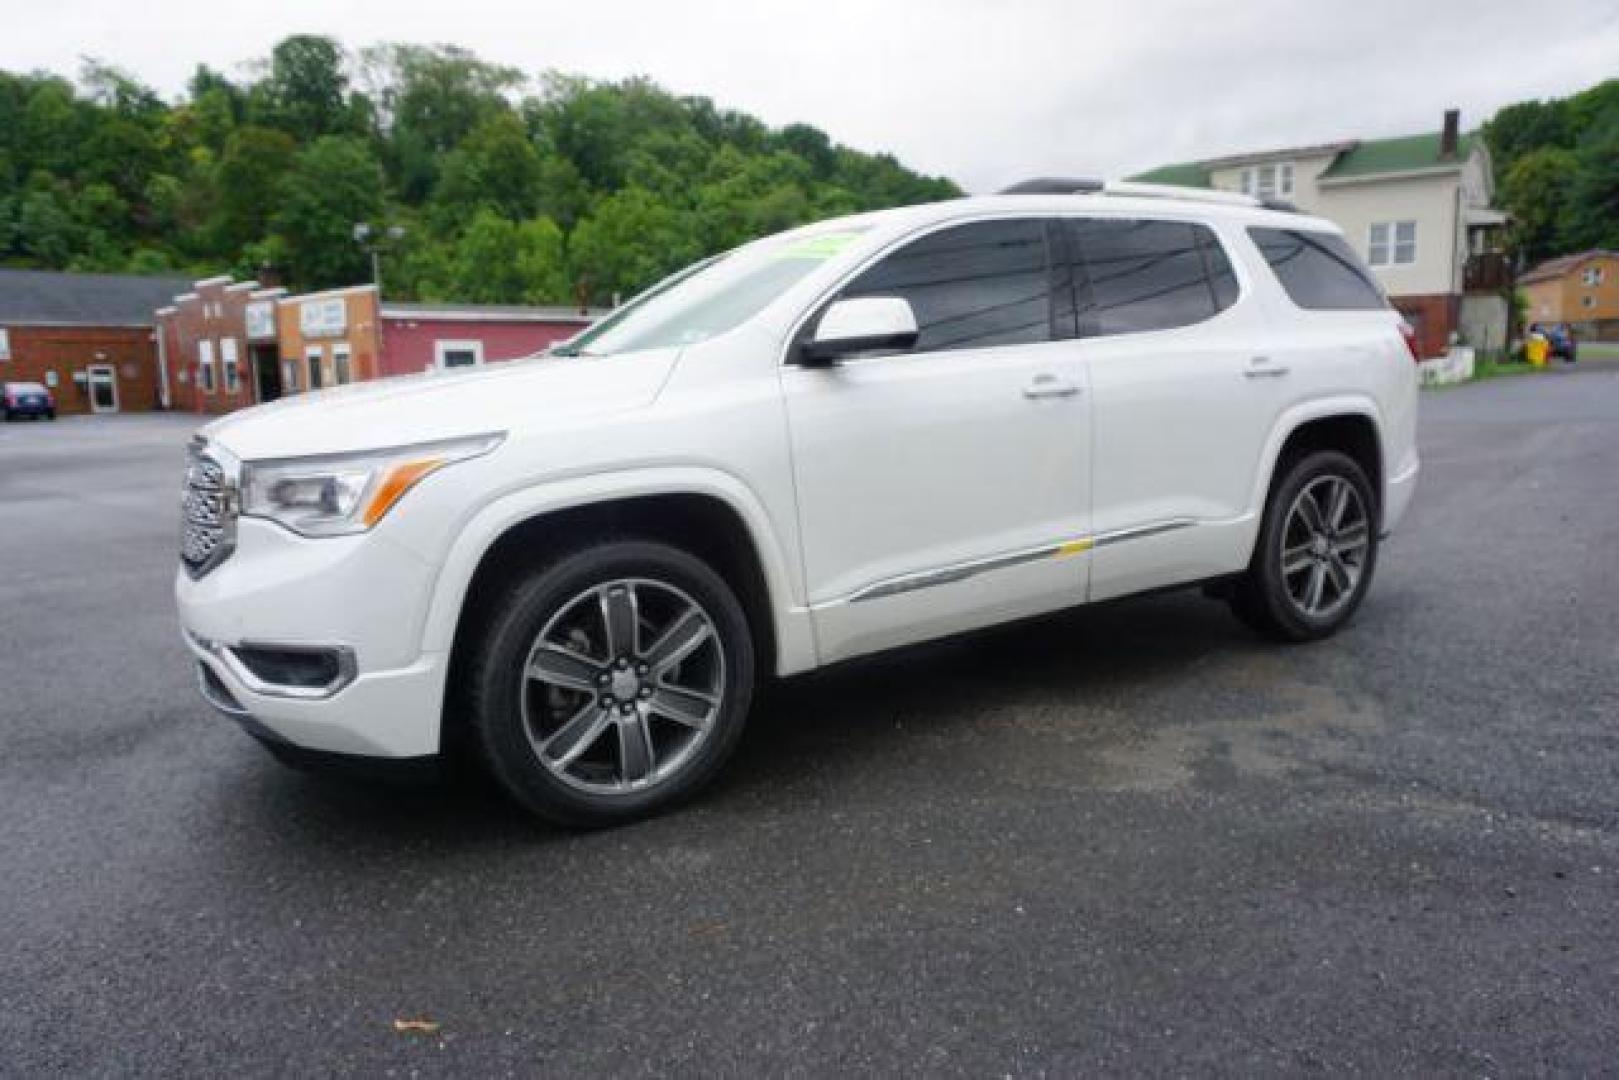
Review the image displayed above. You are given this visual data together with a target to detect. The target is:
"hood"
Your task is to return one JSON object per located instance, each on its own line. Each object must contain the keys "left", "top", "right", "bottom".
{"left": 202, "top": 349, "right": 680, "bottom": 460}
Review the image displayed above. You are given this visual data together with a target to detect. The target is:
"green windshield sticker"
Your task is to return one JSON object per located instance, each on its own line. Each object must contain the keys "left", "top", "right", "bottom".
{"left": 775, "top": 231, "right": 862, "bottom": 260}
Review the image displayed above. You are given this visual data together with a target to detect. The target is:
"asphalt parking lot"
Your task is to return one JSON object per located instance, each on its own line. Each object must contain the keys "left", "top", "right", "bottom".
{"left": 3, "top": 366, "right": 1617, "bottom": 1075}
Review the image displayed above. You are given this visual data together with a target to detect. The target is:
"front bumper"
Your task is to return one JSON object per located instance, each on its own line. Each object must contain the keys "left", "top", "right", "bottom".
{"left": 176, "top": 518, "right": 449, "bottom": 758}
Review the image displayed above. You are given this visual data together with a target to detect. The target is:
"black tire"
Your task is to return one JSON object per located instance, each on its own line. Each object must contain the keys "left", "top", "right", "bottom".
{"left": 1231, "top": 450, "right": 1378, "bottom": 642}
{"left": 464, "top": 539, "right": 755, "bottom": 827}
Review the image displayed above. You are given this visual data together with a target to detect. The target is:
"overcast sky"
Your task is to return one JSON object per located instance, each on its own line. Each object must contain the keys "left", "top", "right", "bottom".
{"left": 5, "top": 0, "right": 1618, "bottom": 193}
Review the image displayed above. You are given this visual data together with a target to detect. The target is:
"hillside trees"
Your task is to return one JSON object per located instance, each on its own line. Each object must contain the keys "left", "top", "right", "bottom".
{"left": 0, "top": 35, "right": 962, "bottom": 299}
{"left": 1484, "top": 78, "right": 1619, "bottom": 261}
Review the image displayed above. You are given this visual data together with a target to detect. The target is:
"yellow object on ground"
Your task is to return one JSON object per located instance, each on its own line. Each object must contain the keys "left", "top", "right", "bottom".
{"left": 1526, "top": 336, "right": 1549, "bottom": 366}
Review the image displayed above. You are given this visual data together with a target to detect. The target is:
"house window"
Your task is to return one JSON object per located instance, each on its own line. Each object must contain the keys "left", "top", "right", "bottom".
{"left": 282, "top": 358, "right": 299, "bottom": 393}
{"left": 0, "top": 327, "right": 10, "bottom": 361}
{"left": 1240, "top": 162, "right": 1294, "bottom": 199}
{"left": 1583, "top": 266, "right": 1605, "bottom": 286}
{"left": 333, "top": 344, "right": 353, "bottom": 385}
{"left": 1583, "top": 295, "right": 1597, "bottom": 309}
{"left": 220, "top": 338, "right": 240, "bottom": 394}
{"left": 435, "top": 340, "right": 484, "bottom": 369}
{"left": 306, "top": 346, "right": 324, "bottom": 390}
{"left": 1368, "top": 221, "right": 1417, "bottom": 267}
{"left": 198, "top": 339, "right": 216, "bottom": 394}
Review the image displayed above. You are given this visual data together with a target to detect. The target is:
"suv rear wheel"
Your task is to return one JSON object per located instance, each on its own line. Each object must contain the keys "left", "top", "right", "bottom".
{"left": 465, "top": 540, "right": 755, "bottom": 827}
{"left": 1231, "top": 450, "right": 1378, "bottom": 642}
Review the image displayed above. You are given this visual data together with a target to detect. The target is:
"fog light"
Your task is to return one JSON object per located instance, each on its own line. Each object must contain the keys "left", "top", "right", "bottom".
{"left": 231, "top": 645, "right": 350, "bottom": 690}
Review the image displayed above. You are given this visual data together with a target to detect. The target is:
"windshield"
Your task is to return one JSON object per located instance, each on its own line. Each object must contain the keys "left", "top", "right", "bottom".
{"left": 555, "top": 226, "right": 869, "bottom": 358}
{"left": 550, "top": 254, "right": 723, "bottom": 357}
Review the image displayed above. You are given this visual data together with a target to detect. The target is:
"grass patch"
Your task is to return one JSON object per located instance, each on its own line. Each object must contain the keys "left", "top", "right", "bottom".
{"left": 1473, "top": 358, "right": 1543, "bottom": 381}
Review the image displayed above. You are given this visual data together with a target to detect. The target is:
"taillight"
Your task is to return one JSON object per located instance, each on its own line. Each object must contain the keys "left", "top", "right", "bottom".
{"left": 1399, "top": 322, "right": 1421, "bottom": 363}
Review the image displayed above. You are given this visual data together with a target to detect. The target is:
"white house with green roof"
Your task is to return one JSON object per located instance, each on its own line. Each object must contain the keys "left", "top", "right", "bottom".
{"left": 1132, "top": 110, "right": 1509, "bottom": 356}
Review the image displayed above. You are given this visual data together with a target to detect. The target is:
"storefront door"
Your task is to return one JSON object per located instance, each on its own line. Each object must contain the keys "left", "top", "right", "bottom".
{"left": 87, "top": 365, "right": 119, "bottom": 413}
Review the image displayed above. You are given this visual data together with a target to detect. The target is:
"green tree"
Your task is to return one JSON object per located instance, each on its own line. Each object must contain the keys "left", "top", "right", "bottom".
{"left": 1564, "top": 121, "right": 1619, "bottom": 250}
{"left": 446, "top": 208, "right": 568, "bottom": 303}
{"left": 534, "top": 74, "right": 692, "bottom": 191}
{"left": 513, "top": 215, "right": 570, "bottom": 303}
{"left": 214, "top": 126, "right": 298, "bottom": 249}
{"left": 79, "top": 58, "right": 164, "bottom": 119}
{"left": 14, "top": 184, "right": 79, "bottom": 266}
{"left": 431, "top": 112, "right": 544, "bottom": 226}
{"left": 1566, "top": 80, "right": 1619, "bottom": 144}
{"left": 80, "top": 116, "right": 161, "bottom": 203}
{"left": 124, "top": 247, "right": 175, "bottom": 274}
{"left": 272, "top": 135, "right": 383, "bottom": 288}
{"left": 364, "top": 44, "right": 523, "bottom": 202}
{"left": 0, "top": 41, "right": 963, "bottom": 292}
{"left": 21, "top": 79, "right": 83, "bottom": 177}
{"left": 364, "top": 44, "right": 522, "bottom": 152}
{"left": 692, "top": 147, "right": 815, "bottom": 250}
{"left": 1500, "top": 147, "right": 1579, "bottom": 262}
{"left": 254, "top": 35, "right": 353, "bottom": 141}
{"left": 776, "top": 122, "right": 837, "bottom": 180}
{"left": 568, "top": 187, "right": 700, "bottom": 302}
{"left": 447, "top": 209, "right": 522, "bottom": 301}
{"left": 1483, "top": 99, "right": 1572, "bottom": 182}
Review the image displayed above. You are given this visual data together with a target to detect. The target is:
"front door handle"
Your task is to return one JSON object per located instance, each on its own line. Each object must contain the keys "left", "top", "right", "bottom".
{"left": 1245, "top": 356, "right": 1291, "bottom": 379}
{"left": 1023, "top": 374, "right": 1081, "bottom": 400}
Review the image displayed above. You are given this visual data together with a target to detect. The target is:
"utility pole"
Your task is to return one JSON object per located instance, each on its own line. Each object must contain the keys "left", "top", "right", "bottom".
{"left": 353, "top": 223, "right": 406, "bottom": 296}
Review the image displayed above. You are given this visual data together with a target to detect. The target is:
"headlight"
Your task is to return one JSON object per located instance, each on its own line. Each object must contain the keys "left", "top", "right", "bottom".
{"left": 240, "top": 433, "right": 503, "bottom": 537}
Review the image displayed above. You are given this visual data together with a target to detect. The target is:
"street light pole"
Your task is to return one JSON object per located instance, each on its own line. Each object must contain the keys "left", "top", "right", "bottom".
{"left": 353, "top": 222, "right": 405, "bottom": 297}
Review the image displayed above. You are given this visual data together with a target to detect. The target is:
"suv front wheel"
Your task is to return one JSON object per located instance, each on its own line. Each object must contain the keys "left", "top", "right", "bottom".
{"left": 1231, "top": 450, "right": 1378, "bottom": 642}
{"left": 465, "top": 540, "right": 756, "bottom": 826}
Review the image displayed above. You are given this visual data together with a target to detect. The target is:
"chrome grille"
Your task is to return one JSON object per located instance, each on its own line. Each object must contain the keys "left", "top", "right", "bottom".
{"left": 181, "top": 442, "right": 236, "bottom": 577}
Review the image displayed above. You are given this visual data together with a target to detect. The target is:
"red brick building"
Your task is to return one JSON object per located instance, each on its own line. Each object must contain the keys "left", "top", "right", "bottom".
{"left": 0, "top": 269, "right": 187, "bottom": 415}
{"left": 161, "top": 279, "right": 602, "bottom": 414}
{"left": 157, "top": 276, "right": 289, "bottom": 416}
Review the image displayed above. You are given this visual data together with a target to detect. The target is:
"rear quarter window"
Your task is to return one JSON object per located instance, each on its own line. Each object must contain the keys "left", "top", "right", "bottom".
{"left": 1248, "top": 227, "right": 1387, "bottom": 311}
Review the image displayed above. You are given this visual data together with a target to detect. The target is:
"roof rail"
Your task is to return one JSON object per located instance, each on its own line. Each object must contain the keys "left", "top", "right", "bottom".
{"left": 999, "top": 177, "right": 1105, "bottom": 195}
{"left": 1099, "top": 181, "right": 1261, "bottom": 207}
{"left": 996, "top": 177, "right": 1302, "bottom": 213}
{"left": 1258, "top": 197, "right": 1299, "bottom": 213}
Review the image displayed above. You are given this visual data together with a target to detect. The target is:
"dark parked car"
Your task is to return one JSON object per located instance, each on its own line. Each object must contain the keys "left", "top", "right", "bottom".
{"left": 3, "top": 381, "right": 56, "bottom": 420}
{"left": 1530, "top": 322, "right": 1578, "bottom": 362}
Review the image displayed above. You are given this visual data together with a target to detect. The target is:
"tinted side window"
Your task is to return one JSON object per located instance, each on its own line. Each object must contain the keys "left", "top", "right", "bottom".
{"left": 839, "top": 219, "right": 1052, "bottom": 352}
{"left": 1068, "top": 219, "right": 1239, "bottom": 336}
{"left": 1248, "top": 227, "right": 1386, "bottom": 310}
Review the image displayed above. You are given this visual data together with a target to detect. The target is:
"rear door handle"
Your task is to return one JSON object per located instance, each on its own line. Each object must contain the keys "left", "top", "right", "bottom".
{"left": 1023, "top": 374, "right": 1081, "bottom": 399}
{"left": 1245, "top": 356, "right": 1291, "bottom": 379}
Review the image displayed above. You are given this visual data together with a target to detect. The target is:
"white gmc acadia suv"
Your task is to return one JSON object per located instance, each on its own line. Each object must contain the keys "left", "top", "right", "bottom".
{"left": 178, "top": 180, "right": 1419, "bottom": 826}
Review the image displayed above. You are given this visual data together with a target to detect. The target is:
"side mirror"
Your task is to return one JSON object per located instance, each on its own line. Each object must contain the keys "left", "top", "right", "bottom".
{"left": 798, "top": 297, "right": 919, "bottom": 365}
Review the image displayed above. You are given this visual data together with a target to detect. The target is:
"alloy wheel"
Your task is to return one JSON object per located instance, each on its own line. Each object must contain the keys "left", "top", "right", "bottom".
{"left": 520, "top": 578, "right": 725, "bottom": 794}
{"left": 1280, "top": 474, "right": 1370, "bottom": 620}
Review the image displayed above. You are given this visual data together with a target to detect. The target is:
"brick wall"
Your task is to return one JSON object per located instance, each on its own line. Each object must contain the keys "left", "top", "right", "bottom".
{"left": 0, "top": 325, "right": 161, "bottom": 414}
{"left": 1390, "top": 293, "right": 1458, "bottom": 359}
{"left": 159, "top": 279, "right": 263, "bottom": 415}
